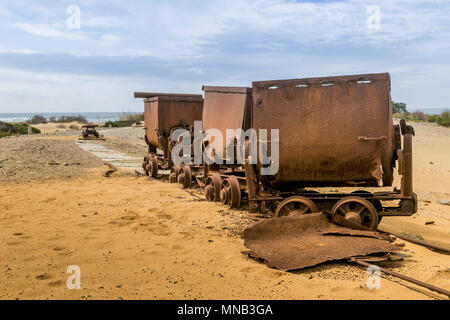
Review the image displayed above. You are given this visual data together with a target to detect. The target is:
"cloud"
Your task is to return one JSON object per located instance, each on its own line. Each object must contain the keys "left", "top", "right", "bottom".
{"left": 14, "top": 23, "right": 86, "bottom": 40}
{"left": 84, "top": 17, "right": 120, "bottom": 28}
{"left": 99, "top": 34, "right": 121, "bottom": 47}
{"left": 1, "top": 0, "right": 450, "bottom": 111}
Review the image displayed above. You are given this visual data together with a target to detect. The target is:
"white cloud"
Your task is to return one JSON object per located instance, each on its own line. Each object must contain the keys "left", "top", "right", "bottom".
{"left": 100, "top": 34, "right": 121, "bottom": 47}
{"left": 84, "top": 17, "right": 120, "bottom": 28}
{"left": 14, "top": 23, "right": 86, "bottom": 40}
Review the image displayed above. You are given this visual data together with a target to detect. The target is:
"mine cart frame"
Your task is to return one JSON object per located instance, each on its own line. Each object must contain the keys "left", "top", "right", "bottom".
{"left": 81, "top": 125, "right": 100, "bottom": 139}
{"left": 134, "top": 92, "right": 204, "bottom": 178}
{"left": 169, "top": 86, "right": 253, "bottom": 209}
{"left": 243, "top": 73, "right": 417, "bottom": 229}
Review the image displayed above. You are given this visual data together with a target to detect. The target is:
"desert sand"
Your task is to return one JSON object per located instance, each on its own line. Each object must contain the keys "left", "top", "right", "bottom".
{"left": 0, "top": 121, "right": 449, "bottom": 300}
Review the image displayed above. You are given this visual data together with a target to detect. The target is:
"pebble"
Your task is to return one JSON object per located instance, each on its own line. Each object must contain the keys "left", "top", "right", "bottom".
{"left": 437, "top": 199, "right": 450, "bottom": 206}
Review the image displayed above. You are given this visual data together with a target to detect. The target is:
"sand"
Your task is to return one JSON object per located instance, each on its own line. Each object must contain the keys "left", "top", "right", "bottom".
{"left": 30, "top": 121, "right": 90, "bottom": 134}
{"left": 0, "top": 121, "right": 449, "bottom": 300}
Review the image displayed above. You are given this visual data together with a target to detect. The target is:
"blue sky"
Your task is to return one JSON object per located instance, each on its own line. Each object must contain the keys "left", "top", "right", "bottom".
{"left": 0, "top": 0, "right": 449, "bottom": 112}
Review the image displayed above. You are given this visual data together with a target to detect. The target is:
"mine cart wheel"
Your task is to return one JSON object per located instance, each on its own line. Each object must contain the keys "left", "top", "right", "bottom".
{"left": 275, "top": 196, "right": 319, "bottom": 217}
{"left": 331, "top": 196, "right": 379, "bottom": 230}
{"left": 148, "top": 156, "right": 158, "bottom": 178}
{"left": 142, "top": 155, "right": 149, "bottom": 176}
{"left": 169, "top": 165, "right": 182, "bottom": 183}
{"left": 349, "top": 191, "right": 383, "bottom": 225}
{"left": 220, "top": 176, "right": 241, "bottom": 209}
{"left": 178, "top": 165, "right": 192, "bottom": 188}
{"left": 204, "top": 173, "right": 222, "bottom": 202}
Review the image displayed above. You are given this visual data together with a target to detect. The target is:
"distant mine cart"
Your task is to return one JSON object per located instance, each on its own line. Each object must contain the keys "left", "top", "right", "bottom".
{"left": 81, "top": 125, "right": 101, "bottom": 139}
{"left": 134, "top": 92, "right": 203, "bottom": 177}
{"left": 243, "top": 73, "right": 417, "bottom": 229}
{"left": 168, "top": 86, "right": 253, "bottom": 209}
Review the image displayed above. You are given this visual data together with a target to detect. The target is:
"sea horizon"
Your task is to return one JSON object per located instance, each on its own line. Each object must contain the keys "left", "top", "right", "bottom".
{"left": 0, "top": 112, "right": 142, "bottom": 123}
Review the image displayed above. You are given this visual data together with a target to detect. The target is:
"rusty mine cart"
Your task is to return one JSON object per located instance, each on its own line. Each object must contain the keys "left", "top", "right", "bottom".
{"left": 134, "top": 92, "right": 204, "bottom": 178}
{"left": 242, "top": 73, "right": 417, "bottom": 229}
{"left": 81, "top": 124, "right": 101, "bottom": 139}
{"left": 168, "top": 86, "right": 253, "bottom": 209}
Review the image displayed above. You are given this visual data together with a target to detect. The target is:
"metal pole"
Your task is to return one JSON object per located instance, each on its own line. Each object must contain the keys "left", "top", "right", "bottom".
{"left": 351, "top": 258, "right": 450, "bottom": 298}
{"left": 377, "top": 229, "right": 450, "bottom": 253}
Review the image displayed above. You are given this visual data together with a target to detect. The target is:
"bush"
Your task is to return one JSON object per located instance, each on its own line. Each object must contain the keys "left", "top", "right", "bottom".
{"left": 27, "top": 115, "right": 47, "bottom": 124}
{"left": 119, "top": 112, "right": 144, "bottom": 122}
{"left": 57, "top": 124, "right": 67, "bottom": 129}
{"left": 0, "top": 121, "right": 40, "bottom": 138}
{"left": 437, "top": 110, "right": 450, "bottom": 127}
{"left": 69, "top": 124, "right": 80, "bottom": 130}
{"left": 427, "top": 114, "right": 439, "bottom": 123}
{"left": 103, "top": 113, "right": 144, "bottom": 128}
{"left": 49, "top": 115, "right": 88, "bottom": 123}
{"left": 104, "top": 120, "right": 133, "bottom": 128}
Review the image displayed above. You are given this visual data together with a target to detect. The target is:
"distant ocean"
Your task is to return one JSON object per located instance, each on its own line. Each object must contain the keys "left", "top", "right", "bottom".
{"left": 0, "top": 112, "right": 140, "bottom": 123}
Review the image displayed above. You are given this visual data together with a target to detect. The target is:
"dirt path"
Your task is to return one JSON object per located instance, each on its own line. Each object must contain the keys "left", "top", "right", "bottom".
{"left": 0, "top": 135, "right": 103, "bottom": 183}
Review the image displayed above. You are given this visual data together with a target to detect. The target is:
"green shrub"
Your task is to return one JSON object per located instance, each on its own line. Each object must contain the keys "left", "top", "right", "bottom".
{"left": 437, "top": 110, "right": 450, "bottom": 127}
{"left": 103, "top": 113, "right": 144, "bottom": 128}
{"left": 427, "top": 114, "right": 439, "bottom": 123}
{"left": 104, "top": 120, "right": 133, "bottom": 128}
{"left": 0, "top": 121, "right": 40, "bottom": 138}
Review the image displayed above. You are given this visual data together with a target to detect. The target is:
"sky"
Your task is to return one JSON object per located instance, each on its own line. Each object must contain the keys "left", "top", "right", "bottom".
{"left": 0, "top": 0, "right": 449, "bottom": 113}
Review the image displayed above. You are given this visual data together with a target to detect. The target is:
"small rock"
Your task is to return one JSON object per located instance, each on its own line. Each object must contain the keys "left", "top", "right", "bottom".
{"left": 62, "top": 163, "right": 69, "bottom": 166}
{"left": 425, "top": 221, "right": 435, "bottom": 225}
{"left": 47, "top": 160, "right": 59, "bottom": 166}
{"left": 388, "top": 255, "right": 403, "bottom": 262}
{"left": 437, "top": 199, "right": 450, "bottom": 206}
{"left": 429, "top": 162, "right": 434, "bottom": 164}
{"left": 400, "top": 232, "right": 424, "bottom": 241}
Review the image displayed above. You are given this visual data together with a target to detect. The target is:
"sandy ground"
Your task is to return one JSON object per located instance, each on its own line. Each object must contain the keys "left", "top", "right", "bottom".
{"left": 31, "top": 121, "right": 89, "bottom": 134}
{"left": 0, "top": 121, "right": 449, "bottom": 300}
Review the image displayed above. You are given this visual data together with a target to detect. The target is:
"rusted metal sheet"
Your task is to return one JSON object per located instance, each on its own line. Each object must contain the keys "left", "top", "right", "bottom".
{"left": 143, "top": 95, "right": 203, "bottom": 148}
{"left": 244, "top": 213, "right": 397, "bottom": 271}
{"left": 251, "top": 73, "right": 395, "bottom": 187}
{"left": 202, "top": 86, "right": 252, "bottom": 158}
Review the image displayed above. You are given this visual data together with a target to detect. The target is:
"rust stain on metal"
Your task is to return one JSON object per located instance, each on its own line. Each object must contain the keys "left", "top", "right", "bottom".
{"left": 251, "top": 73, "right": 395, "bottom": 187}
{"left": 244, "top": 213, "right": 397, "bottom": 271}
{"left": 143, "top": 94, "right": 203, "bottom": 149}
{"left": 202, "top": 86, "right": 252, "bottom": 159}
